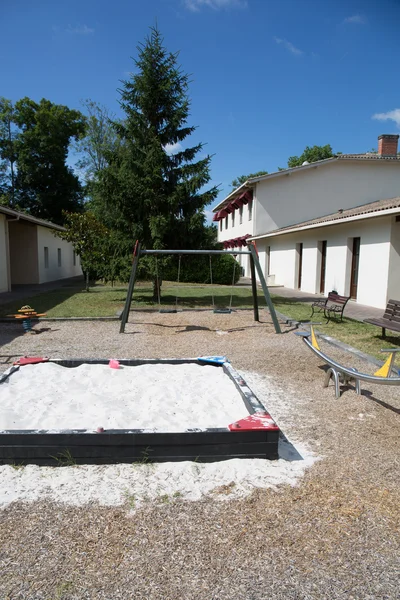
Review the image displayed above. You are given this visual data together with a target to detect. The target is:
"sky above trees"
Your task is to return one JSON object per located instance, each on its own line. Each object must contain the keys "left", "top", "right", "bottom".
{"left": 2, "top": 0, "right": 400, "bottom": 218}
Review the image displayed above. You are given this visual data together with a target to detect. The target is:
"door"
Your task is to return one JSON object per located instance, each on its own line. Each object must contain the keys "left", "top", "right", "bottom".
{"left": 350, "top": 237, "right": 360, "bottom": 299}
{"left": 320, "top": 241, "right": 327, "bottom": 293}
{"left": 297, "top": 243, "right": 303, "bottom": 289}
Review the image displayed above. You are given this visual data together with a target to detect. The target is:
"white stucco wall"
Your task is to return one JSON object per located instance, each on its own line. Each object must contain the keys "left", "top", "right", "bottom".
{"left": 216, "top": 201, "right": 255, "bottom": 277}
{"left": 387, "top": 217, "right": 400, "bottom": 301}
{"left": 256, "top": 216, "right": 393, "bottom": 309}
{"left": 37, "top": 226, "right": 81, "bottom": 283}
{"left": 0, "top": 214, "right": 9, "bottom": 293}
{"left": 254, "top": 160, "right": 400, "bottom": 236}
{"left": 217, "top": 200, "right": 255, "bottom": 243}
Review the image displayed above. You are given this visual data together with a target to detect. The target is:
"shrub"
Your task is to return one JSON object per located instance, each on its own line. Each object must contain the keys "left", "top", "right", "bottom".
{"left": 155, "top": 253, "right": 241, "bottom": 286}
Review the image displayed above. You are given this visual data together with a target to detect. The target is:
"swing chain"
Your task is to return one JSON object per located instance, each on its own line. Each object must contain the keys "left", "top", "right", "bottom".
{"left": 209, "top": 255, "right": 215, "bottom": 309}
{"left": 229, "top": 255, "right": 237, "bottom": 310}
{"left": 176, "top": 255, "right": 182, "bottom": 311}
{"left": 155, "top": 256, "right": 161, "bottom": 308}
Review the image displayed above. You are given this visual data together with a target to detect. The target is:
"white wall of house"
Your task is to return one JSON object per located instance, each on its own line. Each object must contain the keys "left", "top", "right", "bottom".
{"left": 217, "top": 200, "right": 255, "bottom": 243}
{"left": 387, "top": 216, "right": 400, "bottom": 301}
{"left": 37, "top": 226, "right": 81, "bottom": 283}
{"left": 256, "top": 215, "right": 393, "bottom": 309}
{"left": 0, "top": 214, "right": 9, "bottom": 293}
{"left": 254, "top": 160, "right": 400, "bottom": 236}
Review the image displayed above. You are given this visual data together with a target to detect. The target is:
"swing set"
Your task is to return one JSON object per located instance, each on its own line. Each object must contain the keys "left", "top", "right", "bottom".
{"left": 154, "top": 253, "right": 239, "bottom": 315}
{"left": 119, "top": 240, "right": 282, "bottom": 334}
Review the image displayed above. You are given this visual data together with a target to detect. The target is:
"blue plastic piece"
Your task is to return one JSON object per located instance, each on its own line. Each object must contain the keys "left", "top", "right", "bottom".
{"left": 197, "top": 355, "right": 230, "bottom": 365}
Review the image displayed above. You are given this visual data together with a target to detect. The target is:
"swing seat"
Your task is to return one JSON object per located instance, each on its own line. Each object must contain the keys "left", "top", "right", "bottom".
{"left": 213, "top": 308, "right": 232, "bottom": 314}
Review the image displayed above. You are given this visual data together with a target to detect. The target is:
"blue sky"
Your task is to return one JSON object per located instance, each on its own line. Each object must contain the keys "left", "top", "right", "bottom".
{"left": 2, "top": 0, "right": 400, "bottom": 218}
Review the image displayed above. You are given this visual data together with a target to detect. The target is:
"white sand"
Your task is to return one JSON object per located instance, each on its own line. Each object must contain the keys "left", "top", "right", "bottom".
{"left": 0, "top": 369, "right": 319, "bottom": 508}
{"left": 0, "top": 362, "right": 248, "bottom": 431}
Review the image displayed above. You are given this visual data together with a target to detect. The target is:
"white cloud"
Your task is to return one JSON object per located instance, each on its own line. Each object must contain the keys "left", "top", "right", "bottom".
{"left": 372, "top": 109, "right": 400, "bottom": 128}
{"left": 164, "top": 142, "right": 183, "bottom": 155}
{"left": 184, "top": 0, "right": 247, "bottom": 11}
{"left": 343, "top": 14, "right": 366, "bottom": 25}
{"left": 274, "top": 37, "right": 303, "bottom": 56}
{"left": 66, "top": 24, "right": 95, "bottom": 35}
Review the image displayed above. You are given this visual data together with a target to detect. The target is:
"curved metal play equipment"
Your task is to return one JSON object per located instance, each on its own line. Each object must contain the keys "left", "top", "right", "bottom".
{"left": 119, "top": 240, "right": 282, "bottom": 334}
{"left": 297, "top": 327, "right": 400, "bottom": 398}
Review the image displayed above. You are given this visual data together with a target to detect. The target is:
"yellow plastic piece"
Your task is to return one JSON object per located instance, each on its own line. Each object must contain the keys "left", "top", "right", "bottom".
{"left": 311, "top": 326, "right": 320, "bottom": 351}
{"left": 374, "top": 354, "right": 394, "bottom": 378}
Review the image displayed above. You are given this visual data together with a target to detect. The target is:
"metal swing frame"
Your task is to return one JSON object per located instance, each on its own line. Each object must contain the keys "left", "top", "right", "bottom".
{"left": 119, "top": 241, "right": 281, "bottom": 334}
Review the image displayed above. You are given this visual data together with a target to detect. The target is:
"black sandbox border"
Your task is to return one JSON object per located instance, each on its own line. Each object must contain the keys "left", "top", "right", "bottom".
{"left": 0, "top": 358, "right": 280, "bottom": 465}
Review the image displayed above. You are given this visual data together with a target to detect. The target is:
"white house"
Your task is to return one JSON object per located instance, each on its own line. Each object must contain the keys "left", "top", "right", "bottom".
{"left": 0, "top": 206, "right": 82, "bottom": 294}
{"left": 213, "top": 134, "right": 400, "bottom": 309}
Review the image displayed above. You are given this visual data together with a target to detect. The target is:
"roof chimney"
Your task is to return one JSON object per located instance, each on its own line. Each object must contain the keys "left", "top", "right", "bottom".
{"left": 378, "top": 134, "right": 399, "bottom": 157}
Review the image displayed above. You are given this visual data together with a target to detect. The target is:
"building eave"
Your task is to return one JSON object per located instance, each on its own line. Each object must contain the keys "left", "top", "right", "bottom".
{"left": 0, "top": 206, "right": 66, "bottom": 231}
{"left": 250, "top": 207, "right": 400, "bottom": 241}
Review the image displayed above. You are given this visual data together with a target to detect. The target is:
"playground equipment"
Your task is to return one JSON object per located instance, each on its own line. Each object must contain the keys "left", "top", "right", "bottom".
{"left": 297, "top": 326, "right": 400, "bottom": 398}
{"left": 8, "top": 305, "right": 47, "bottom": 334}
{"left": 119, "top": 240, "right": 282, "bottom": 334}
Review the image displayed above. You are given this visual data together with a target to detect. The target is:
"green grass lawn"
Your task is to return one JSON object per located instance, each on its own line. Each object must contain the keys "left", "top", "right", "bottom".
{"left": 1, "top": 281, "right": 399, "bottom": 366}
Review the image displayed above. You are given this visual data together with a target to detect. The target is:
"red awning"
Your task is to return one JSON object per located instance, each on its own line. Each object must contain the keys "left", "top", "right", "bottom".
{"left": 212, "top": 212, "right": 220, "bottom": 222}
{"left": 229, "top": 198, "right": 242, "bottom": 211}
{"left": 237, "top": 190, "right": 253, "bottom": 205}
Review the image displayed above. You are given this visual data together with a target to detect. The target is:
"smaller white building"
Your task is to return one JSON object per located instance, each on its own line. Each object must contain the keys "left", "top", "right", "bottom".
{"left": 0, "top": 206, "right": 81, "bottom": 294}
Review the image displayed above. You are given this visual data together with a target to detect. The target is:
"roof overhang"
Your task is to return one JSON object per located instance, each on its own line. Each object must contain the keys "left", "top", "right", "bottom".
{"left": 0, "top": 206, "right": 65, "bottom": 231}
{"left": 249, "top": 206, "right": 400, "bottom": 241}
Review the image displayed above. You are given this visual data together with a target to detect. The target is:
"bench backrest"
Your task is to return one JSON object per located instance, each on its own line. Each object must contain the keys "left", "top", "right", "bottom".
{"left": 383, "top": 299, "right": 400, "bottom": 323}
{"left": 326, "top": 292, "right": 350, "bottom": 306}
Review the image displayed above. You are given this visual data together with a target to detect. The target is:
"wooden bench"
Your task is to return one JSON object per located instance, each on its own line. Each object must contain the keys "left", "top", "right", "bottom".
{"left": 310, "top": 292, "right": 350, "bottom": 323}
{"left": 364, "top": 299, "right": 400, "bottom": 338}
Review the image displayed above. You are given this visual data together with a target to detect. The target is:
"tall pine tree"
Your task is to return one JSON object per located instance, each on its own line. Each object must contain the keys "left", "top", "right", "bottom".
{"left": 98, "top": 27, "right": 218, "bottom": 251}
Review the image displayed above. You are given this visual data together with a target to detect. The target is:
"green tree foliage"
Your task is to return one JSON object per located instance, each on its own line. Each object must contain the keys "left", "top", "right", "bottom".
{"left": 57, "top": 211, "right": 134, "bottom": 288}
{"left": 286, "top": 144, "right": 336, "bottom": 168}
{"left": 56, "top": 212, "right": 109, "bottom": 290}
{"left": 13, "top": 97, "right": 86, "bottom": 224}
{"left": 0, "top": 98, "right": 18, "bottom": 205}
{"left": 75, "top": 99, "right": 121, "bottom": 182}
{"left": 231, "top": 171, "right": 268, "bottom": 188}
{"left": 98, "top": 27, "right": 218, "bottom": 251}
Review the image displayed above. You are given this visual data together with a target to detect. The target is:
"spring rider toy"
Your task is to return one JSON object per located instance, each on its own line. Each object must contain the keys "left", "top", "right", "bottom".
{"left": 8, "top": 305, "right": 47, "bottom": 334}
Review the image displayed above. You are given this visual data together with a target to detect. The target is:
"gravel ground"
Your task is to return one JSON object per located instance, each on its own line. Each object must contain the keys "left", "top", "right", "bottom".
{"left": 0, "top": 311, "right": 399, "bottom": 600}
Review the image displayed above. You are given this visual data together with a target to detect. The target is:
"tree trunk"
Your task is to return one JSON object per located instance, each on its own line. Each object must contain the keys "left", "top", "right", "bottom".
{"left": 85, "top": 270, "right": 90, "bottom": 292}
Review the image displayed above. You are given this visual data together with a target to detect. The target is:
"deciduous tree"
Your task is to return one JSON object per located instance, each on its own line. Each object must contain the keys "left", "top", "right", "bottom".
{"left": 14, "top": 97, "right": 86, "bottom": 224}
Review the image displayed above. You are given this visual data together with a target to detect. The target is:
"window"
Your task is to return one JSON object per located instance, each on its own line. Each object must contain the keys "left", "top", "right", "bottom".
{"left": 231, "top": 210, "right": 235, "bottom": 227}
{"left": 239, "top": 205, "right": 243, "bottom": 224}
{"left": 219, "top": 219, "right": 223, "bottom": 232}
{"left": 73, "top": 250, "right": 76, "bottom": 266}
{"left": 248, "top": 200, "right": 253, "bottom": 221}
{"left": 225, "top": 215, "right": 228, "bottom": 230}
{"left": 44, "top": 247, "right": 49, "bottom": 269}
{"left": 57, "top": 248, "right": 62, "bottom": 267}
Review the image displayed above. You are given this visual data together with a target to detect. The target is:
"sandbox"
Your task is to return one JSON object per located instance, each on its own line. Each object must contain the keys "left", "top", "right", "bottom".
{"left": 0, "top": 358, "right": 280, "bottom": 464}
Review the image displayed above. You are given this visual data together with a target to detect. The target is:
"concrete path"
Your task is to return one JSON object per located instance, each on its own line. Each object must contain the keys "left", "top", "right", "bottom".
{"left": 238, "top": 278, "right": 383, "bottom": 323}
{"left": 269, "top": 285, "right": 383, "bottom": 322}
{"left": 0, "top": 277, "right": 83, "bottom": 306}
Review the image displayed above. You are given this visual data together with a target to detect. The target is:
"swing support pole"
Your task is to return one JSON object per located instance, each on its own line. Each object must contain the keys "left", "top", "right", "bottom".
{"left": 119, "top": 241, "right": 141, "bottom": 333}
{"left": 247, "top": 241, "right": 281, "bottom": 334}
{"left": 119, "top": 242, "right": 282, "bottom": 333}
